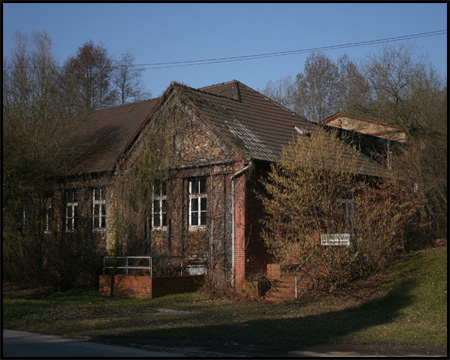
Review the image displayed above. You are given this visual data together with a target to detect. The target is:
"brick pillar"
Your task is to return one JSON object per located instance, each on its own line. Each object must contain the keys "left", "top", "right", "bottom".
{"left": 233, "top": 163, "right": 247, "bottom": 290}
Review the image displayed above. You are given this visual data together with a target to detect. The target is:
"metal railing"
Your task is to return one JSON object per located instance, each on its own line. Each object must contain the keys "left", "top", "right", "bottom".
{"left": 103, "top": 255, "right": 206, "bottom": 277}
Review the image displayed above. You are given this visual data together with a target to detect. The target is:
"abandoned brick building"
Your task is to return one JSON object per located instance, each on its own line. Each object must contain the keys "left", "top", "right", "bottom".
{"left": 48, "top": 80, "right": 400, "bottom": 291}
{"left": 321, "top": 112, "right": 407, "bottom": 170}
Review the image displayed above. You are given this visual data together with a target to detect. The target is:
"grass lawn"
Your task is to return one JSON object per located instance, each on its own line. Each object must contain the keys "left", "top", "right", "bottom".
{"left": 3, "top": 246, "right": 447, "bottom": 355}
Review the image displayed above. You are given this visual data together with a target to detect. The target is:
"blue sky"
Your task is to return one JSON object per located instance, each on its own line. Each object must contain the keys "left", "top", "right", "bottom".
{"left": 3, "top": 3, "right": 447, "bottom": 98}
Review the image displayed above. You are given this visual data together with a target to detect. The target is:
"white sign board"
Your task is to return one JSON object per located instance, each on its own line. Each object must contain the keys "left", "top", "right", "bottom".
{"left": 320, "top": 233, "right": 350, "bottom": 246}
{"left": 186, "top": 265, "right": 205, "bottom": 275}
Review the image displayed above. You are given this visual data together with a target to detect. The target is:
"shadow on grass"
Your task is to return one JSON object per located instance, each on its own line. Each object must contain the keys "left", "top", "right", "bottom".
{"left": 90, "top": 278, "right": 417, "bottom": 354}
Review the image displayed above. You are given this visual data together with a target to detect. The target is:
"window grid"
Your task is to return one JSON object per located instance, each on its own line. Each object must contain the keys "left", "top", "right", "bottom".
{"left": 93, "top": 188, "right": 107, "bottom": 230}
{"left": 66, "top": 190, "right": 78, "bottom": 232}
{"left": 45, "top": 198, "right": 52, "bottom": 233}
{"left": 337, "top": 191, "right": 354, "bottom": 233}
{"left": 152, "top": 181, "right": 167, "bottom": 228}
{"left": 189, "top": 178, "right": 207, "bottom": 228}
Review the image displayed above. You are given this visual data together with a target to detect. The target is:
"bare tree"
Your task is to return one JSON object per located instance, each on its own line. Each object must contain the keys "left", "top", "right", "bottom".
{"left": 112, "top": 51, "right": 149, "bottom": 105}
{"left": 354, "top": 44, "right": 447, "bottom": 239}
{"left": 260, "top": 75, "right": 295, "bottom": 110}
{"left": 261, "top": 44, "right": 447, "bottom": 240}
{"left": 337, "top": 54, "right": 370, "bottom": 115}
{"left": 357, "top": 44, "right": 437, "bottom": 135}
{"left": 3, "top": 32, "right": 105, "bottom": 289}
{"left": 262, "top": 53, "right": 365, "bottom": 122}
{"left": 62, "top": 40, "right": 117, "bottom": 113}
{"left": 3, "top": 30, "right": 70, "bottom": 215}
{"left": 292, "top": 52, "right": 342, "bottom": 123}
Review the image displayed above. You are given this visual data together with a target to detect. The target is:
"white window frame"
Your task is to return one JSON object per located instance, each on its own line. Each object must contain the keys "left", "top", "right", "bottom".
{"left": 66, "top": 190, "right": 78, "bottom": 232}
{"left": 93, "top": 188, "right": 107, "bottom": 231}
{"left": 22, "top": 207, "right": 27, "bottom": 231}
{"left": 189, "top": 178, "right": 207, "bottom": 228}
{"left": 152, "top": 181, "right": 168, "bottom": 229}
{"left": 337, "top": 191, "right": 354, "bottom": 233}
{"left": 45, "top": 198, "right": 52, "bottom": 233}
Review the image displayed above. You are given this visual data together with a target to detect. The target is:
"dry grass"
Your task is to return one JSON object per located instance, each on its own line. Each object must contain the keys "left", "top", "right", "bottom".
{"left": 3, "top": 246, "right": 447, "bottom": 354}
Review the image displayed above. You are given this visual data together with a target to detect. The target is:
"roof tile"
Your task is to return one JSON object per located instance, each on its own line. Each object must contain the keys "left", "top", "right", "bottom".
{"left": 63, "top": 80, "right": 388, "bottom": 178}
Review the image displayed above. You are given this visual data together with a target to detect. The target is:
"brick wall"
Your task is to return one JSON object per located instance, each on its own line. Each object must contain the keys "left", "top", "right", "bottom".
{"left": 233, "top": 162, "right": 247, "bottom": 289}
{"left": 152, "top": 275, "right": 204, "bottom": 298}
{"left": 267, "top": 263, "right": 281, "bottom": 280}
{"left": 150, "top": 107, "right": 236, "bottom": 271}
{"left": 99, "top": 275, "right": 204, "bottom": 299}
{"left": 99, "top": 275, "right": 153, "bottom": 298}
{"left": 100, "top": 107, "right": 276, "bottom": 293}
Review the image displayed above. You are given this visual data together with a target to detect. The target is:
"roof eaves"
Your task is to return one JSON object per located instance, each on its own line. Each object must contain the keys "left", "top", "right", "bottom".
{"left": 322, "top": 112, "right": 403, "bottom": 130}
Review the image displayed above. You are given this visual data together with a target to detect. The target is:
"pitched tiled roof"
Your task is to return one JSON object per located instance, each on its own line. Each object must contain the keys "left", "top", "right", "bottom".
{"left": 63, "top": 98, "right": 159, "bottom": 175}
{"left": 177, "top": 80, "right": 388, "bottom": 177}
{"left": 192, "top": 80, "right": 315, "bottom": 162}
{"left": 63, "top": 80, "right": 388, "bottom": 178}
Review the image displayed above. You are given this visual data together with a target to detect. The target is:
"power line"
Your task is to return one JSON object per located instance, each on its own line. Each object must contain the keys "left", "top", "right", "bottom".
{"left": 3, "top": 29, "right": 446, "bottom": 71}
{"left": 137, "top": 29, "right": 447, "bottom": 70}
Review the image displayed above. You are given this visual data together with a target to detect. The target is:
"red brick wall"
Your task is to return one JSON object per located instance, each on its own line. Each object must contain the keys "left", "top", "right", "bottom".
{"left": 99, "top": 275, "right": 153, "bottom": 298}
{"left": 233, "top": 162, "right": 247, "bottom": 290}
{"left": 267, "top": 263, "right": 281, "bottom": 280}
{"left": 99, "top": 275, "right": 204, "bottom": 299}
{"left": 149, "top": 109, "right": 237, "bottom": 274}
{"left": 152, "top": 275, "right": 204, "bottom": 298}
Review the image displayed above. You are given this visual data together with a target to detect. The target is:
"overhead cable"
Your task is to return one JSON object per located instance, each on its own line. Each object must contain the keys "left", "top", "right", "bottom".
{"left": 4, "top": 29, "right": 446, "bottom": 71}
{"left": 138, "top": 29, "right": 447, "bottom": 70}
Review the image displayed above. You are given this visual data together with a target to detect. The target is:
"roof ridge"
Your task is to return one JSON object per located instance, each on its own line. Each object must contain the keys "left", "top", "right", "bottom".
{"left": 169, "top": 81, "right": 241, "bottom": 102}
{"left": 199, "top": 79, "right": 238, "bottom": 90}
{"left": 196, "top": 79, "right": 243, "bottom": 101}
{"left": 70, "top": 98, "right": 159, "bottom": 119}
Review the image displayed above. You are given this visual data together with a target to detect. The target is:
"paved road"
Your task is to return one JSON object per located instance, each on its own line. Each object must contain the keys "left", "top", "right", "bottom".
{"left": 3, "top": 330, "right": 446, "bottom": 358}
{"left": 2, "top": 330, "right": 184, "bottom": 358}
